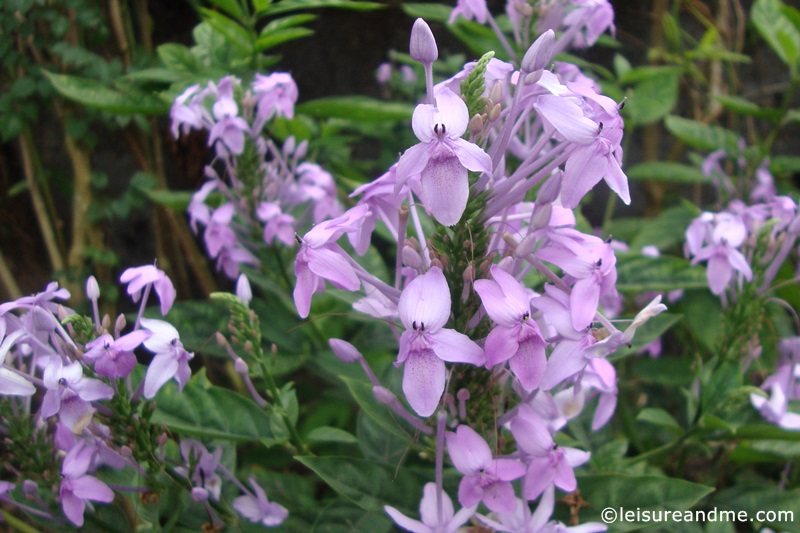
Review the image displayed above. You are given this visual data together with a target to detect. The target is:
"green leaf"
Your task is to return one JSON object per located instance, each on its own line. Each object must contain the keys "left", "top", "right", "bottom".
{"left": 206, "top": 0, "right": 245, "bottom": 18}
{"left": 265, "top": 0, "right": 382, "bottom": 16}
{"left": 710, "top": 485, "right": 800, "bottom": 532}
{"left": 157, "top": 43, "right": 201, "bottom": 73}
{"left": 637, "top": 407, "right": 682, "bottom": 432}
{"left": 771, "top": 155, "right": 800, "bottom": 175}
{"left": 259, "top": 13, "right": 317, "bottom": 33}
{"left": 306, "top": 426, "right": 358, "bottom": 444}
{"left": 151, "top": 371, "right": 279, "bottom": 443}
{"left": 714, "top": 95, "right": 782, "bottom": 120}
{"left": 140, "top": 188, "right": 193, "bottom": 211}
{"left": 615, "top": 254, "right": 708, "bottom": 293}
{"left": 664, "top": 115, "right": 740, "bottom": 154}
{"left": 752, "top": 0, "right": 800, "bottom": 70}
{"left": 43, "top": 71, "right": 168, "bottom": 115}
{"left": 623, "top": 69, "right": 679, "bottom": 126}
{"left": 312, "top": 499, "right": 393, "bottom": 533}
{"left": 149, "top": 300, "right": 229, "bottom": 357}
{"left": 610, "top": 313, "right": 682, "bottom": 359}
{"left": 576, "top": 474, "right": 715, "bottom": 530}
{"left": 297, "top": 96, "right": 414, "bottom": 122}
{"left": 632, "top": 356, "right": 695, "bottom": 387}
{"left": 295, "top": 456, "right": 422, "bottom": 514}
{"left": 199, "top": 7, "right": 254, "bottom": 54}
{"left": 629, "top": 203, "right": 701, "bottom": 252}
{"left": 401, "top": 3, "right": 452, "bottom": 23}
{"left": 627, "top": 162, "right": 709, "bottom": 184}
{"left": 256, "top": 27, "right": 315, "bottom": 51}
{"left": 338, "top": 376, "right": 414, "bottom": 442}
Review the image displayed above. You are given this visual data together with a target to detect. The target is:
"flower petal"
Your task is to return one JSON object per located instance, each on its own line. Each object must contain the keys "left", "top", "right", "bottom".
{"left": 402, "top": 349, "right": 446, "bottom": 417}
{"left": 446, "top": 425, "right": 492, "bottom": 474}
{"left": 430, "top": 329, "right": 484, "bottom": 365}
{"left": 421, "top": 155, "right": 470, "bottom": 226}
{"left": 399, "top": 267, "right": 450, "bottom": 333}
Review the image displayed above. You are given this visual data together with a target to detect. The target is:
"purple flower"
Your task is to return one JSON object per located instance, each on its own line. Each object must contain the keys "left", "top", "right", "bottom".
{"left": 474, "top": 265, "right": 548, "bottom": 391}
{"left": 449, "top": 0, "right": 488, "bottom": 24}
{"left": 208, "top": 76, "right": 249, "bottom": 156}
{"left": 445, "top": 425, "right": 526, "bottom": 514}
{"left": 396, "top": 267, "right": 484, "bottom": 417}
{"left": 385, "top": 482, "right": 476, "bottom": 533}
{"left": 140, "top": 318, "right": 194, "bottom": 398}
{"left": 84, "top": 330, "right": 151, "bottom": 379}
{"left": 510, "top": 405, "right": 590, "bottom": 500}
{"left": 175, "top": 440, "right": 223, "bottom": 501}
{"left": 60, "top": 440, "right": 115, "bottom": 526}
{"left": 535, "top": 94, "right": 629, "bottom": 209}
{"left": 687, "top": 212, "right": 753, "bottom": 295}
{"left": 253, "top": 72, "right": 298, "bottom": 125}
{"left": 233, "top": 476, "right": 289, "bottom": 527}
{"left": 119, "top": 265, "right": 176, "bottom": 316}
{"left": 537, "top": 230, "right": 617, "bottom": 330}
{"left": 396, "top": 88, "right": 492, "bottom": 226}
{"left": 42, "top": 360, "right": 113, "bottom": 433}
{"left": 293, "top": 205, "right": 369, "bottom": 318}
{"left": 257, "top": 202, "right": 296, "bottom": 247}
{"left": 562, "top": 0, "right": 616, "bottom": 48}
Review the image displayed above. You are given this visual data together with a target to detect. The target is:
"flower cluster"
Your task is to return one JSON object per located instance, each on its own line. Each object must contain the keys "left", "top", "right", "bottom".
{"left": 171, "top": 73, "right": 341, "bottom": 279}
{"left": 288, "top": 4, "right": 669, "bottom": 529}
{"left": 0, "top": 267, "right": 286, "bottom": 528}
{"left": 685, "top": 151, "right": 800, "bottom": 430}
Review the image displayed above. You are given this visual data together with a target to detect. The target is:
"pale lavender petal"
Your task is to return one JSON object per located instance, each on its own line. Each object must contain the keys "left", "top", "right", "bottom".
{"left": 71, "top": 476, "right": 114, "bottom": 503}
{"left": 293, "top": 261, "right": 317, "bottom": 318}
{"left": 411, "top": 104, "right": 436, "bottom": 143}
{"left": 727, "top": 248, "right": 753, "bottom": 280}
{"left": 308, "top": 247, "right": 360, "bottom": 290}
{"left": 539, "top": 340, "right": 587, "bottom": 391}
{"left": 511, "top": 406, "right": 553, "bottom": 454}
{"left": 564, "top": 448, "right": 591, "bottom": 468}
{"left": 403, "top": 349, "right": 446, "bottom": 417}
{"left": 420, "top": 482, "right": 454, "bottom": 526}
{"left": 451, "top": 138, "right": 492, "bottom": 173}
{"left": 491, "top": 459, "right": 527, "bottom": 481}
{"left": 436, "top": 88, "right": 469, "bottom": 138}
{"left": 592, "top": 392, "right": 617, "bottom": 430}
{"left": 484, "top": 326, "right": 519, "bottom": 367}
{"left": 140, "top": 318, "right": 179, "bottom": 344}
{"left": 384, "top": 505, "right": 430, "bottom": 533}
{"left": 41, "top": 389, "right": 61, "bottom": 419}
{"left": 553, "top": 456, "right": 577, "bottom": 492}
{"left": 143, "top": 354, "right": 179, "bottom": 399}
{"left": 475, "top": 280, "right": 519, "bottom": 326}
{"left": 430, "top": 329, "right": 484, "bottom": 365}
{"left": 155, "top": 275, "right": 176, "bottom": 315}
{"left": 0, "top": 368, "right": 35, "bottom": 396}
{"left": 114, "top": 330, "right": 151, "bottom": 351}
{"left": 233, "top": 494, "right": 263, "bottom": 521}
{"left": 523, "top": 457, "right": 555, "bottom": 500}
{"left": 482, "top": 480, "right": 517, "bottom": 515}
{"left": 570, "top": 277, "right": 600, "bottom": 331}
{"left": 61, "top": 491, "right": 87, "bottom": 526}
{"left": 74, "top": 378, "right": 114, "bottom": 402}
{"left": 561, "top": 145, "right": 606, "bottom": 209}
{"left": 59, "top": 398, "right": 94, "bottom": 433}
{"left": 421, "top": 155, "right": 470, "bottom": 227}
{"left": 509, "top": 337, "right": 547, "bottom": 391}
{"left": 448, "top": 504, "right": 478, "bottom": 529}
{"left": 604, "top": 156, "right": 630, "bottom": 205}
{"left": 706, "top": 254, "right": 732, "bottom": 295}
{"left": 535, "top": 95, "right": 597, "bottom": 144}
{"left": 446, "top": 425, "right": 492, "bottom": 474}
{"left": 457, "top": 475, "right": 483, "bottom": 508}
{"left": 399, "top": 267, "right": 450, "bottom": 333}
{"left": 397, "top": 142, "right": 432, "bottom": 186}
{"left": 530, "top": 485, "right": 555, "bottom": 529}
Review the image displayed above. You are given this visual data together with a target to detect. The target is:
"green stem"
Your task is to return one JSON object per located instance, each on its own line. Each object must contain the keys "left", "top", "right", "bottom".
{"left": 257, "top": 359, "right": 310, "bottom": 455}
{"left": 0, "top": 511, "right": 42, "bottom": 533}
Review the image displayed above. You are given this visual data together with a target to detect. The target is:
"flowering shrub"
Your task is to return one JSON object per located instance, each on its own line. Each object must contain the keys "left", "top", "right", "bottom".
{"left": 2, "top": 0, "right": 800, "bottom": 531}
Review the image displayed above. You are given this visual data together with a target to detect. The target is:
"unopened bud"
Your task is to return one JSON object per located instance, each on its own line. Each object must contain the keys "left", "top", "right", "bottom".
{"left": 521, "top": 29, "right": 555, "bottom": 73}
{"left": 120, "top": 446, "right": 133, "bottom": 458}
{"left": 537, "top": 174, "right": 562, "bottom": 204}
{"left": 115, "top": 314, "right": 127, "bottom": 334}
{"left": 22, "top": 480, "right": 38, "bottom": 497}
{"left": 462, "top": 264, "right": 475, "bottom": 284}
{"left": 283, "top": 136, "right": 296, "bottom": 155}
{"left": 191, "top": 487, "right": 209, "bottom": 502}
{"left": 85, "top": 276, "right": 100, "bottom": 301}
{"left": 516, "top": 2, "right": 533, "bottom": 17}
{"left": 488, "top": 81, "right": 503, "bottom": 104}
{"left": 101, "top": 314, "right": 111, "bottom": 331}
{"left": 524, "top": 71, "right": 542, "bottom": 85}
{"left": 234, "top": 357, "right": 249, "bottom": 374}
{"left": 372, "top": 385, "right": 396, "bottom": 405}
{"left": 502, "top": 232, "right": 518, "bottom": 253}
{"left": 236, "top": 274, "right": 252, "bottom": 306}
{"left": 430, "top": 258, "right": 444, "bottom": 270}
{"left": 402, "top": 246, "right": 424, "bottom": 269}
{"left": 468, "top": 114, "right": 484, "bottom": 136}
{"left": 531, "top": 202, "right": 553, "bottom": 231}
{"left": 32, "top": 307, "right": 57, "bottom": 332}
{"left": 515, "top": 233, "right": 538, "bottom": 258}
{"left": 410, "top": 19, "right": 438, "bottom": 64}
{"left": 329, "top": 338, "right": 362, "bottom": 363}
{"left": 489, "top": 103, "right": 502, "bottom": 122}
{"left": 215, "top": 332, "right": 227, "bottom": 346}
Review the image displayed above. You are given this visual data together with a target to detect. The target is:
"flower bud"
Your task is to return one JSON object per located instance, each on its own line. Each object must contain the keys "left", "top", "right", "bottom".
{"left": 488, "top": 81, "right": 503, "bottom": 105}
{"left": 283, "top": 135, "right": 296, "bottom": 155}
{"left": 296, "top": 139, "right": 309, "bottom": 159}
{"left": 191, "top": 487, "right": 209, "bottom": 502}
{"left": 22, "top": 480, "right": 38, "bottom": 497}
{"left": 236, "top": 274, "right": 252, "bottom": 306}
{"left": 329, "top": 338, "right": 363, "bottom": 363}
{"left": 410, "top": 19, "right": 438, "bottom": 64}
{"left": 234, "top": 357, "right": 249, "bottom": 374}
{"left": 372, "top": 385, "right": 396, "bottom": 405}
{"left": 531, "top": 202, "right": 553, "bottom": 231}
{"left": 402, "top": 246, "right": 424, "bottom": 269}
{"left": 115, "top": 314, "right": 127, "bottom": 334}
{"left": 515, "top": 232, "right": 538, "bottom": 258}
{"left": 468, "top": 114, "right": 484, "bottom": 136}
{"left": 31, "top": 307, "right": 57, "bottom": 332}
{"left": 537, "top": 173, "right": 562, "bottom": 204}
{"left": 489, "top": 103, "right": 502, "bottom": 122}
{"left": 521, "top": 29, "right": 555, "bottom": 73}
{"left": 85, "top": 276, "right": 100, "bottom": 301}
